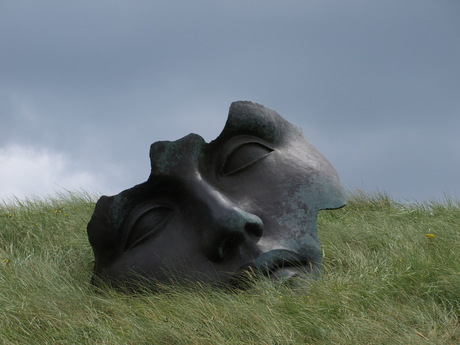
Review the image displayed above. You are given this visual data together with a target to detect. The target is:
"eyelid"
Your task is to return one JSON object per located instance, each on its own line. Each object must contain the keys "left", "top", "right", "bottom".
{"left": 122, "top": 205, "right": 172, "bottom": 251}
{"left": 221, "top": 140, "right": 273, "bottom": 176}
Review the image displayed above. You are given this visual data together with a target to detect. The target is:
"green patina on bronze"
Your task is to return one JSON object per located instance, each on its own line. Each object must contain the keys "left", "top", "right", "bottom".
{"left": 87, "top": 101, "right": 346, "bottom": 290}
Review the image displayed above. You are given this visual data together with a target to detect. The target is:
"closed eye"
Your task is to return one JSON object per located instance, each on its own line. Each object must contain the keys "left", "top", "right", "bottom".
{"left": 123, "top": 206, "right": 172, "bottom": 251}
{"left": 221, "top": 142, "right": 273, "bottom": 176}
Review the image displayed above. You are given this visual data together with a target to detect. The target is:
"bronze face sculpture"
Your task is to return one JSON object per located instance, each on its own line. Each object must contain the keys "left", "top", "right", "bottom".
{"left": 87, "top": 101, "right": 346, "bottom": 289}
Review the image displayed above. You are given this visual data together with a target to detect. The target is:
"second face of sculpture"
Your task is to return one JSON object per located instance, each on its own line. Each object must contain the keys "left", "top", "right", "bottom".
{"left": 87, "top": 101, "right": 346, "bottom": 288}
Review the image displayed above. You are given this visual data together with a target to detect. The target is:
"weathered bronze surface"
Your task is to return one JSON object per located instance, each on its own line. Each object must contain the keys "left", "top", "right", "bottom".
{"left": 87, "top": 101, "right": 346, "bottom": 289}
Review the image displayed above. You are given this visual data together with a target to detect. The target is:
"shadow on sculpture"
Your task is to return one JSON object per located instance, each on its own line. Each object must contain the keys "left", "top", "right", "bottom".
{"left": 87, "top": 101, "right": 346, "bottom": 290}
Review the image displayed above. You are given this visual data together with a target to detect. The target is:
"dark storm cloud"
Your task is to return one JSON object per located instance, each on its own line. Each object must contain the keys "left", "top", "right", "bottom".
{"left": 1, "top": 0, "right": 459, "bottom": 201}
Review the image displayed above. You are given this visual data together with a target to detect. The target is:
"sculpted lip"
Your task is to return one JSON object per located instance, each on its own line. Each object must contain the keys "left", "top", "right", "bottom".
{"left": 241, "top": 249, "right": 312, "bottom": 278}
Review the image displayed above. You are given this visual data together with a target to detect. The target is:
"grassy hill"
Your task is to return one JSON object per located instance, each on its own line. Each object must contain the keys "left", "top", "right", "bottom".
{"left": 1, "top": 192, "right": 459, "bottom": 344}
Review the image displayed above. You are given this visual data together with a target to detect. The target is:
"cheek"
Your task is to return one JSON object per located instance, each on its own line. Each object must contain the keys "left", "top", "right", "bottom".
{"left": 236, "top": 154, "right": 319, "bottom": 238}
{"left": 233, "top": 152, "right": 309, "bottom": 208}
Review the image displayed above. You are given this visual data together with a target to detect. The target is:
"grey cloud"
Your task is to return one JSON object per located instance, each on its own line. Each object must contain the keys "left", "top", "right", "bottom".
{"left": 1, "top": 0, "right": 459, "bottom": 201}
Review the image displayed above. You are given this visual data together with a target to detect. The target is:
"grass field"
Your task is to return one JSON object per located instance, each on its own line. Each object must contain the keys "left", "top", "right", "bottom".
{"left": 0, "top": 191, "right": 459, "bottom": 344}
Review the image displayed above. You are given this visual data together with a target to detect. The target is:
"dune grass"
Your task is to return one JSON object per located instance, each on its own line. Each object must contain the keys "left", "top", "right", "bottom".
{"left": 0, "top": 191, "right": 459, "bottom": 344}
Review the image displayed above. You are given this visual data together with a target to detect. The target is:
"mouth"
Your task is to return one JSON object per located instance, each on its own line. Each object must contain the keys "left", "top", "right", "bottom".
{"left": 235, "top": 249, "right": 315, "bottom": 282}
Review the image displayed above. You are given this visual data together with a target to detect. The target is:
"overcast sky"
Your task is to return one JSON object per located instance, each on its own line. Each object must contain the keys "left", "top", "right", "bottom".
{"left": 1, "top": 0, "right": 459, "bottom": 203}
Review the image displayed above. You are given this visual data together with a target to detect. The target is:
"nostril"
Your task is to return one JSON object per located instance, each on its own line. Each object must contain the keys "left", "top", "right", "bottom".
{"left": 211, "top": 233, "right": 246, "bottom": 262}
{"left": 245, "top": 220, "right": 264, "bottom": 238}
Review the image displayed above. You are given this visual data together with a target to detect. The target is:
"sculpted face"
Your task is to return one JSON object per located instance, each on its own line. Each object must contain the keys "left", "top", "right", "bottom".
{"left": 87, "top": 101, "right": 346, "bottom": 288}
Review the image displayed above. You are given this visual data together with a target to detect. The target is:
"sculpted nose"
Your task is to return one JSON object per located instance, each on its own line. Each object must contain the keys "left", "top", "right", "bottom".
{"left": 195, "top": 186, "right": 264, "bottom": 262}
{"left": 207, "top": 208, "right": 264, "bottom": 262}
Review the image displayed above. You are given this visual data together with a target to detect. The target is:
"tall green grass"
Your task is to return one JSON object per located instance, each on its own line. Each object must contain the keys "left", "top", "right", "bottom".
{"left": 1, "top": 191, "right": 459, "bottom": 344}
